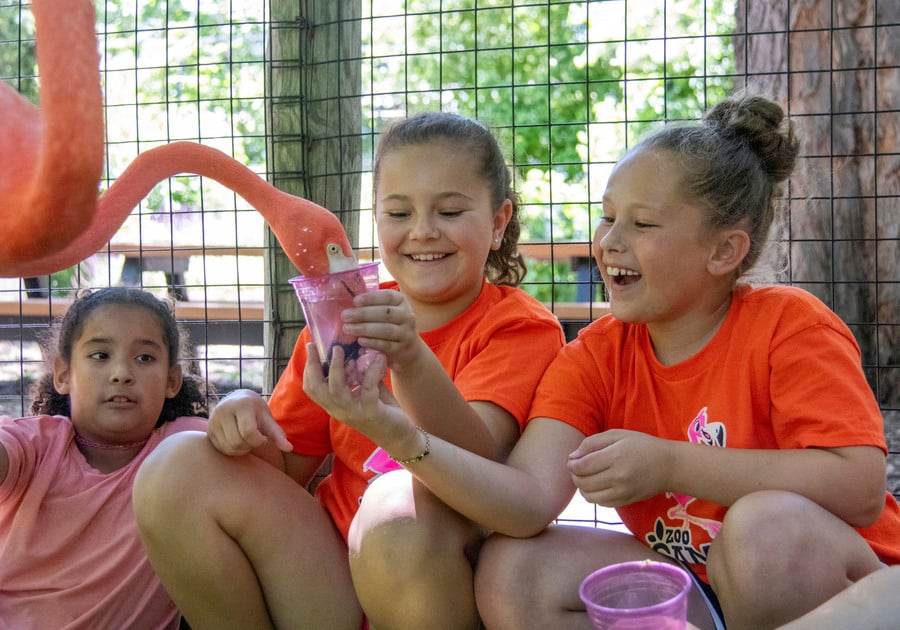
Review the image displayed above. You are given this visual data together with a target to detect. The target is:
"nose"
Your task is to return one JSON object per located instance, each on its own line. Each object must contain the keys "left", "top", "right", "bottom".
{"left": 594, "top": 220, "right": 622, "bottom": 256}
{"left": 109, "top": 360, "right": 135, "bottom": 384}
{"left": 410, "top": 213, "right": 439, "bottom": 240}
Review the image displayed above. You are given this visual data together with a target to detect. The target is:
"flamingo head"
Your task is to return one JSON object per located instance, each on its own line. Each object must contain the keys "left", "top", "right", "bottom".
{"left": 268, "top": 194, "right": 356, "bottom": 276}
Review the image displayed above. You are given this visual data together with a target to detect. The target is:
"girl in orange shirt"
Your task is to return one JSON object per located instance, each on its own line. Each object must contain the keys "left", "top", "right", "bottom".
{"left": 307, "top": 93, "right": 900, "bottom": 630}
{"left": 134, "top": 112, "right": 564, "bottom": 629}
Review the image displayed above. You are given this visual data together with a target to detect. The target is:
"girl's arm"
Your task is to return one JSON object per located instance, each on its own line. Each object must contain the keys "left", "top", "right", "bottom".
{"left": 569, "top": 430, "right": 886, "bottom": 527}
{"left": 304, "top": 349, "right": 583, "bottom": 535}
{"left": 341, "top": 291, "right": 519, "bottom": 459}
{"left": 389, "top": 339, "right": 517, "bottom": 459}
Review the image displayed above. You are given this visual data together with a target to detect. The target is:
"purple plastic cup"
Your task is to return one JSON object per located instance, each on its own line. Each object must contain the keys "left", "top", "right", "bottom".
{"left": 578, "top": 560, "right": 691, "bottom": 630}
{"left": 290, "top": 261, "right": 382, "bottom": 386}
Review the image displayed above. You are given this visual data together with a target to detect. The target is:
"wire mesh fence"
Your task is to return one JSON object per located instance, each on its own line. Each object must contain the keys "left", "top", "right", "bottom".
{"left": 1, "top": 0, "right": 897, "bottom": 511}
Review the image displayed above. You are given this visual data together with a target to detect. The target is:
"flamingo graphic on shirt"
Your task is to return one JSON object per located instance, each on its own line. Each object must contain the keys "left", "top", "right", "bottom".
{"left": 665, "top": 407, "right": 726, "bottom": 538}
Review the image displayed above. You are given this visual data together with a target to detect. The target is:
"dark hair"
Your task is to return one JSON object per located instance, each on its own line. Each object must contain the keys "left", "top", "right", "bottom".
{"left": 633, "top": 91, "right": 799, "bottom": 277}
{"left": 29, "top": 287, "right": 214, "bottom": 425}
{"left": 373, "top": 111, "right": 526, "bottom": 286}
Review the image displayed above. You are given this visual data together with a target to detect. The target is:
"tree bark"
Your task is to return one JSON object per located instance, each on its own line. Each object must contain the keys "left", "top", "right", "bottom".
{"left": 734, "top": 0, "right": 898, "bottom": 410}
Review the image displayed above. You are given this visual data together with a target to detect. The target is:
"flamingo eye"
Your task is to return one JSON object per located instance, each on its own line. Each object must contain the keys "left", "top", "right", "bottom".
{"left": 327, "top": 243, "right": 341, "bottom": 254}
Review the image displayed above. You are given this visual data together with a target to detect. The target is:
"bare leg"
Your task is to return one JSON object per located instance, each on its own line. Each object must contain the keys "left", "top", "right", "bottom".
{"left": 706, "top": 490, "right": 883, "bottom": 630}
{"left": 133, "top": 432, "right": 362, "bottom": 629}
{"left": 474, "top": 525, "right": 717, "bottom": 630}
{"left": 777, "top": 565, "right": 900, "bottom": 630}
{"left": 348, "top": 470, "right": 483, "bottom": 630}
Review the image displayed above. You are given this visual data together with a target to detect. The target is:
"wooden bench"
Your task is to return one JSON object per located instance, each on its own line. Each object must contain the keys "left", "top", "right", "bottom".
{"left": 12, "top": 241, "right": 607, "bottom": 344}
{"left": 0, "top": 296, "right": 266, "bottom": 346}
{"left": 24, "top": 244, "right": 266, "bottom": 301}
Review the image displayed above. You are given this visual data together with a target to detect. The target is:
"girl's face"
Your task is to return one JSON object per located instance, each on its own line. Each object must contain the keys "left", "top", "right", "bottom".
{"left": 375, "top": 139, "right": 511, "bottom": 325}
{"left": 53, "top": 304, "right": 182, "bottom": 444}
{"left": 594, "top": 148, "right": 726, "bottom": 329}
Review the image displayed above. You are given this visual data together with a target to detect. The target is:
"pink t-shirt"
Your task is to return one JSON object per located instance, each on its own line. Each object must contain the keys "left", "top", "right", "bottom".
{"left": 0, "top": 414, "right": 207, "bottom": 630}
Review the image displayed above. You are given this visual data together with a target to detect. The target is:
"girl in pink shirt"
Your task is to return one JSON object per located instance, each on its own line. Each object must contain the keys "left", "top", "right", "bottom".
{"left": 0, "top": 287, "right": 210, "bottom": 629}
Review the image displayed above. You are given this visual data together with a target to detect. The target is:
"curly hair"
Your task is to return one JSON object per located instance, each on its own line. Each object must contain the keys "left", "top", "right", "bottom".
{"left": 373, "top": 111, "right": 527, "bottom": 286}
{"left": 29, "top": 287, "right": 214, "bottom": 426}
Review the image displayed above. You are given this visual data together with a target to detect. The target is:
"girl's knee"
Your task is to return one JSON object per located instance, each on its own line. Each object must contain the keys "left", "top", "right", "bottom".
{"left": 708, "top": 490, "right": 869, "bottom": 596}
{"left": 133, "top": 432, "right": 206, "bottom": 514}
{"left": 351, "top": 477, "right": 476, "bottom": 579}
{"left": 717, "top": 490, "right": 812, "bottom": 548}
{"left": 476, "top": 533, "right": 534, "bottom": 586}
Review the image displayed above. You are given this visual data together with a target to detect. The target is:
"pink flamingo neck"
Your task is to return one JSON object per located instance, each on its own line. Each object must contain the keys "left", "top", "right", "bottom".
{"left": 13, "top": 142, "right": 351, "bottom": 278}
{"left": 0, "top": 0, "right": 103, "bottom": 264}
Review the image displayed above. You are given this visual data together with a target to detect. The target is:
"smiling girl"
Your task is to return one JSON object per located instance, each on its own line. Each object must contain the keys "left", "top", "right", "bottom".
{"left": 133, "top": 112, "right": 565, "bottom": 629}
{"left": 0, "top": 287, "right": 210, "bottom": 629}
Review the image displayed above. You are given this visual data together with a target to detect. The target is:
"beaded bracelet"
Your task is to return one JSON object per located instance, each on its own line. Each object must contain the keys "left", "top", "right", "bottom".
{"left": 390, "top": 427, "right": 431, "bottom": 465}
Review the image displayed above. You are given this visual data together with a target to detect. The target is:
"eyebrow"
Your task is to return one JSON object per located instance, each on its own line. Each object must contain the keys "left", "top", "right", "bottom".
{"left": 81, "top": 336, "right": 165, "bottom": 350}
{"left": 380, "top": 191, "right": 475, "bottom": 203}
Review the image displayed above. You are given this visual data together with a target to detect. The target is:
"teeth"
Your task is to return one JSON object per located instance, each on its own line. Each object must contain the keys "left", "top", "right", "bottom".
{"left": 607, "top": 266, "right": 638, "bottom": 277}
{"left": 411, "top": 253, "right": 445, "bottom": 261}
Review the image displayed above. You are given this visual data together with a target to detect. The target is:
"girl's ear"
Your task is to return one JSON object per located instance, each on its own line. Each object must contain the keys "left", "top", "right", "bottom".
{"left": 53, "top": 356, "right": 71, "bottom": 394}
{"left": 708, "top": 229, "right": 750, "bottom": 277}
{"left": 166, "top": 364, "right": 184, "bottom": 399}
{"left": 491, "top": 198, "right": 514, "bottom": 249}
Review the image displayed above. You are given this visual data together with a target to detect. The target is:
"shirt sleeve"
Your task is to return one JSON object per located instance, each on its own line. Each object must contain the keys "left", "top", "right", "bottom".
{"left": 268, "top": 328, "right": 334, "bottom": 456}
{"left": 768, "top": 315, "right": 885, "bottom": 451}
{"left": 450, "top": 298, "right": 565, "bottom": 426}
{"left": 0, "top": 417, "right": 37, "bottom": 503}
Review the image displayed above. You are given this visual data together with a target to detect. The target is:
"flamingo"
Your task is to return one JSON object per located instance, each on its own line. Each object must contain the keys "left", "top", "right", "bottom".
{"left": 8, "top": 142, "right": 357, "bottom": 278}
{"left": 0, "top": 0, "right": 104, "bottom": 268}
{"left": 0, "top": 0, "right": 356, "bottom": 279}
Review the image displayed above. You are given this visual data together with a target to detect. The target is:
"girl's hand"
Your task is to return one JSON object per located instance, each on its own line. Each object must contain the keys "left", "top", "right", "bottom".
{"left": 303, "top": 343, "right": 419, "bottom": 454}
{"left": 567, "top": 429, "right": 675, "bottom": 507}
{"left": 206, "top": 389, "right": 292, "bottom": 456}
{"left": 340, "top": 290, "right": 423, "bottom": 371}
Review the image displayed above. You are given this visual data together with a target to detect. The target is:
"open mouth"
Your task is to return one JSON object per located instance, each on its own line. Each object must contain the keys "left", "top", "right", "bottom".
{"left": 606, "top": 265, "right": 641, "bottom": 286}
{"left": 107, "top": 395, "right": 136, "bottom": 404}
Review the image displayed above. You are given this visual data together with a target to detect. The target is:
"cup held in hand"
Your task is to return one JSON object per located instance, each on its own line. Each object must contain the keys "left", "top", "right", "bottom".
{"left": 290, "top": 261, "right": 382, "bottom": 386}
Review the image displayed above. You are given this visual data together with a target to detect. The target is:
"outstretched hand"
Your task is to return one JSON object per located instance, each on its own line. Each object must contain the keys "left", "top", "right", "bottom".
{"left": 303, "top": 343, "right": 419, "bottom": 454}
{"left": 567, "top": 429, "right": 675, "bottom": 507}
{"left": 206, "top": 388, "right": 293, "bottom": 456}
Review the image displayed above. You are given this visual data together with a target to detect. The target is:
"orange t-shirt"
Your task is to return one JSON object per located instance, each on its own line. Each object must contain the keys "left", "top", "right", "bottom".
{"left": 270, "top": 279, "right": 565, "bottom": 539}
{"left": 529, "top": 284, "right": 900, "bottom": 583}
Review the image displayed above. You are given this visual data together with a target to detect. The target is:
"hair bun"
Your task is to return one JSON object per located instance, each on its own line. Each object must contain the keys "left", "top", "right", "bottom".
{"left": 704, "top": 92, "right": 799, "bottom": 184}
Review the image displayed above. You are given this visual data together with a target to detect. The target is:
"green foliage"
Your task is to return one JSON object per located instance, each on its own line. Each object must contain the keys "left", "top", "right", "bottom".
{"left": 0, "top": 0, "right": 265, "bottom": 287}
{"left": 0, "top": 3, "right": 37, "bottom": 103}
{"left": 4, "top": 0, "right": 736, "bottom": 302}
{"left": 365, "top": 0, "right": 735, "bottom": 302}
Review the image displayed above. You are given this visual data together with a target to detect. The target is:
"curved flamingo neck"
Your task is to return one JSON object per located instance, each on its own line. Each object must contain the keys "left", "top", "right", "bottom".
{"left": 100, "top": 143, "right": 289, "bottom": 218}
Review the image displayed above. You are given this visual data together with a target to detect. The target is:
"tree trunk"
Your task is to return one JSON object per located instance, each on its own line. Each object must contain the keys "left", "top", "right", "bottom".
{"left": 734, "top": 0, "right": 898, "bottom": 404}
{"left": 264, "top": 0, "right": 362, "bottom": 391}
{"left": 734, "top": 0, "right": 899, "bottom": 490}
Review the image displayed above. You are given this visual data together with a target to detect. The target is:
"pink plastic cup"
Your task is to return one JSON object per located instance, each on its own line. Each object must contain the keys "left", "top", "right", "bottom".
{"left": 290, "top": 261, "right": 382, "bottom": 386}
{"left": 578, "top": 560, "right": 691, "bottom": 630}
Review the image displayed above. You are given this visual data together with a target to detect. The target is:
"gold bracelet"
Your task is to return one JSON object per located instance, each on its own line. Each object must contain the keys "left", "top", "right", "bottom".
{"left": 389, "top": 427, "right": 430, "bottom": 465}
